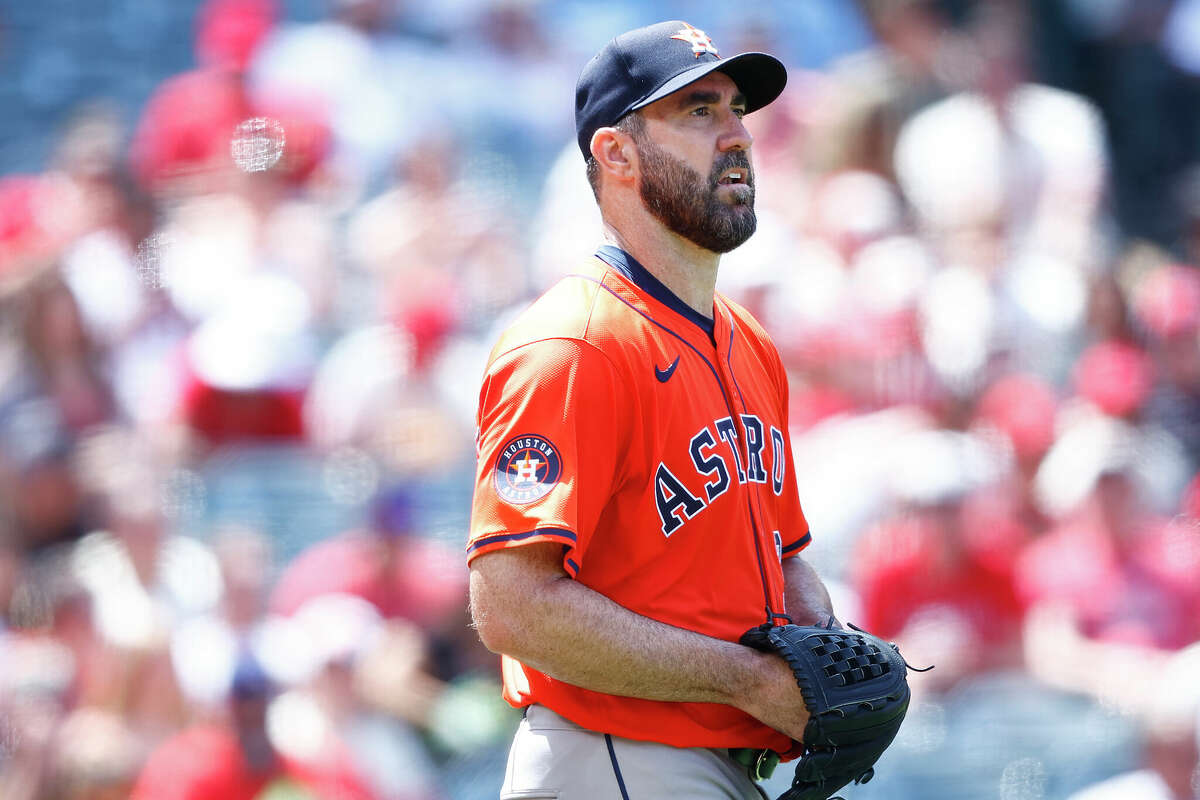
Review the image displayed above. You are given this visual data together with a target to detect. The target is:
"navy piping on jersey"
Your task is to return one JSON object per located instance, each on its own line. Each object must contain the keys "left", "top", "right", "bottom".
{"left": 720, "top": 309, "right": 809, "bottom": 563}
{"left": 782, "top": 532, "right": 812, "bottom": 556}
{"left": 604, "top": 734, "right": 632, "bottom": 800}
{"left": 717, "top": 309, "right": 785, "bottom": 623}
{"left": 466, "top": 528, "right": 577, "bottom": 557}
{"left": 595, "top": 245, "right": 716, "bottom": 338}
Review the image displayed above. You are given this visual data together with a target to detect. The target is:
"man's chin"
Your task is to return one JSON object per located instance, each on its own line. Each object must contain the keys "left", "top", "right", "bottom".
{"left": 716, "top": 183, "right": 755, "bottom": 205}
{"left": 719, "top": 204, "right": 757, "bottom": 232}
{"left": 696, "top": 221, "right": 756, "bottom": 254}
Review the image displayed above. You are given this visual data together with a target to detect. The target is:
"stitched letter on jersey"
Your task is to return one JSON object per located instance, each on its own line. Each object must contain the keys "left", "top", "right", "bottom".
{"left": 654, "top": 415, "right": 786, "bottom": 537}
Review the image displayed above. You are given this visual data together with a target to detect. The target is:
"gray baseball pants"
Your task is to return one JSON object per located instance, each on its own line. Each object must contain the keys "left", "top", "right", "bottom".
{"left": 500, "top": 704, "right": 769, "bottom": 799}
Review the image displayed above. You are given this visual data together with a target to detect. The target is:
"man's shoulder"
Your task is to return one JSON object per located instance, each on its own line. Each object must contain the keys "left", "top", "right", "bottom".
{"left": 718, "top": 292, "right": 783, "bottom": 361}
{"left": 489, "top": 260, "right": 646, "bottom": 360}
{"left": 718, "top": 292, "right": 770, "bottom": 338}
{"left": 490, "top": 267, "right": 601, "bottom": 355}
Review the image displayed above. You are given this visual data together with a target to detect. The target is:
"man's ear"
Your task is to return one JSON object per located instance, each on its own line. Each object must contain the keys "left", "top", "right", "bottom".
{"left": 590, "top": 127, "right": 637, "bottom": 182}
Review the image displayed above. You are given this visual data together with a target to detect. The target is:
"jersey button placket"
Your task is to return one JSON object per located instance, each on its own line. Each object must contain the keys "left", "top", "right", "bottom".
{"left": 712, "top": 308, "right": 785, "bottom": 623}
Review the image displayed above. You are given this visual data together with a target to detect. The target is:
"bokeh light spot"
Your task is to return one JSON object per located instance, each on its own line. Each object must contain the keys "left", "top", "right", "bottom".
{"left": 231, "top": 116, "right": 286, "bottom": 173}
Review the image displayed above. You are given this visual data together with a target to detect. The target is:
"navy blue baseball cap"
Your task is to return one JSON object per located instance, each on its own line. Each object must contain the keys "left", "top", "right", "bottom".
{"left": 575, "top": 21, "right": 787, "bottom": 159}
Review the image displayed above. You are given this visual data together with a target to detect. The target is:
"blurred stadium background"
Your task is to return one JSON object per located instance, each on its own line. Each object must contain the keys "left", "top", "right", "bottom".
{"left": 1, "top": 0, "right": 1199, "bottom": 798}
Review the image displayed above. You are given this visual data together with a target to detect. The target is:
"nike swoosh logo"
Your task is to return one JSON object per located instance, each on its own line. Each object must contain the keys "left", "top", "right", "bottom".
{"left": 655, "top": 356, "right": 680, "bottom": 383}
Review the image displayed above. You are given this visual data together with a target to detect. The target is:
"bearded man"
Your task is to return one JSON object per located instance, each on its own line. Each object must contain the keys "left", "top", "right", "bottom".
{"left": 466, "top": 21, "right": 840, "bottom": 799}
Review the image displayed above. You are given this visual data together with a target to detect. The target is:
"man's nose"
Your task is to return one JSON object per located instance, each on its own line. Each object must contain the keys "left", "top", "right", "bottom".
{"left": 719, "top": 113, "right": 753, "bottom": 151}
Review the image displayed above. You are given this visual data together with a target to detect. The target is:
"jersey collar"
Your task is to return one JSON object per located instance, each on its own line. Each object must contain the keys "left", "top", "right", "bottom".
{"left": 594, "top": 245, "right": 716, "bottom": 338}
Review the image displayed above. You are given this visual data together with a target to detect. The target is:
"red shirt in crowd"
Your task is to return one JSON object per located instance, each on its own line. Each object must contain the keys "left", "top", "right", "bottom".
{"left": 131, "top": 724, "right": 377, "bottom": 800}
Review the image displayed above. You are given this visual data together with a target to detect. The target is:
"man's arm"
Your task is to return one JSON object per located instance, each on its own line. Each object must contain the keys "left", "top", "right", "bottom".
{"left": 469, "top": 541, "right": 812, "bottom": 742}
{"left": 783, "top": 555, "right": 838, "bottom": 627}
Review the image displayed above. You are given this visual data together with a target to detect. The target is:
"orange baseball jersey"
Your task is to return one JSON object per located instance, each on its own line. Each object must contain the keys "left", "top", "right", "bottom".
{"left": 467, "top": 245, "right": 811, "bottom": 754}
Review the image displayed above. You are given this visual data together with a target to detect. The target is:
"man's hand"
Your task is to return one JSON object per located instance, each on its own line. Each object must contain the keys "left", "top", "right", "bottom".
{"left": 735, "top": 647, "right": 814, "bottom": 742}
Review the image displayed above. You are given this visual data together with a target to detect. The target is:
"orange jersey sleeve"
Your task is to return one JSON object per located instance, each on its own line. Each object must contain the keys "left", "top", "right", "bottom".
{"left": 468, "top": 336, "right": 628, "bottom": 577}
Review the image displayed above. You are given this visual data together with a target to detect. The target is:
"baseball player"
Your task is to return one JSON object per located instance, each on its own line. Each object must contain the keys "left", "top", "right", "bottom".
{"left": 468, "top": 21, "right": 855, "bottom": 800}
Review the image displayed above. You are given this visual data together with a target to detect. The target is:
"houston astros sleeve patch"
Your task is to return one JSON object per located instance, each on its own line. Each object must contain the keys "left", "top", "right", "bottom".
{"left": 493, "top": 434, "right": 563, "bottom": 504}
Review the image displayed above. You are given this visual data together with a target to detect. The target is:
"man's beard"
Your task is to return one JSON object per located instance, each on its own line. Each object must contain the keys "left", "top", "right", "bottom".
{"left": 635, "top": 139, "right": 757, "bottom": 254}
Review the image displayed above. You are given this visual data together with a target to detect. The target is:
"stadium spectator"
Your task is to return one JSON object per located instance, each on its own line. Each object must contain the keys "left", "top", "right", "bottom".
{"left": 280, "top": 593, "right": 444, "bottom": 800}
{"left": 129, "top": 0, "right": 276, "bottom": 194}
{"left": 1137, "top": 262, "right": 1200, "bottom": 472}
{"left": 851, "top": 495, "right": 1026, "bottom": 693}
{"left": 248, "top": 0, "right": 443, "bottom": 194}
{"left": 270, "top": 488, "right": 462, "bottom": 627}
{"left": 131, "top": 653, "right": 379, "bottom": 800}
{"left": 1020, "top": 465, "right": 1198, "bottom": 653}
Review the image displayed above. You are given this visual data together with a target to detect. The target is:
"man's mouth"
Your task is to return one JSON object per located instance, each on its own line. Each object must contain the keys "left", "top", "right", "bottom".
{"left": 717, "top": 169, "right": 748, "bottom": 186}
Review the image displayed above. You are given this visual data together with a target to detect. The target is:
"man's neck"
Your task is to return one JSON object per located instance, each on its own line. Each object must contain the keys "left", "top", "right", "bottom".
{"left": 601, "top": 218, "right": 720, "bottom": 319}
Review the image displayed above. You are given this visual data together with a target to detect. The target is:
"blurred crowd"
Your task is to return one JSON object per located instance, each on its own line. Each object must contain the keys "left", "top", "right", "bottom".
{"left": 1, "top": 0, "right": 1200, "bottom": 798}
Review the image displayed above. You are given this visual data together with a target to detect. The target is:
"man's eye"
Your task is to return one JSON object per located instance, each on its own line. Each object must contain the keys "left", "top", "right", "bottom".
{"left": 691, "top": 106, "right": 711, "bottom": 116}
{"left": 733, "top": 108, "right": 747, "bottom": 118}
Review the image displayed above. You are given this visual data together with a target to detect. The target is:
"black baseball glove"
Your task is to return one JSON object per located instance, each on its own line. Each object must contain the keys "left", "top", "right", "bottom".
{"left": 740, "top": 621, "right": 917, "bottom": 800}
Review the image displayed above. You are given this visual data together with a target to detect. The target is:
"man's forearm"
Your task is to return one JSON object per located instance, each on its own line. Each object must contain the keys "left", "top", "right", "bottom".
{"left": 469, "top": 544, "right": 762, "bottom": 706}
{"left": 470, "top": 542, "right": 815, "bottom": 742}
{"left": 782, "top": 556, "right": 836, "bottom": 626}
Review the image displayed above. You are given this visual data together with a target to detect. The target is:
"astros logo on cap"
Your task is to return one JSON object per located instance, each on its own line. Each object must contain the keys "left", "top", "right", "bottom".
{"left": 494, "top": 434, "right": 563, "bottom": 504}
{"left": 671, "top": 23, "right": 719, "bottom": 58}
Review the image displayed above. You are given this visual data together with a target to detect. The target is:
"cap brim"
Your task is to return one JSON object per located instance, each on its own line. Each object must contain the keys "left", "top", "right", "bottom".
{"left": 628, "top": 51, "right": 787, "bottom": 117}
